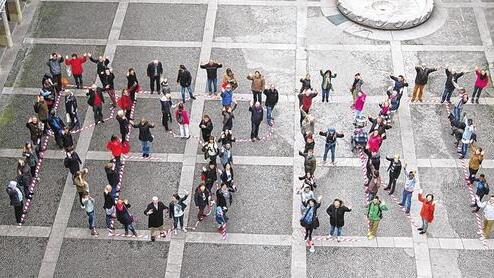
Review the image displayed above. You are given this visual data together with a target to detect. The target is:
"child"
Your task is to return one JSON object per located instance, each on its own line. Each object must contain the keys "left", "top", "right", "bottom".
{"left": 418, "top": 190, "right": 435, "bottom": 235}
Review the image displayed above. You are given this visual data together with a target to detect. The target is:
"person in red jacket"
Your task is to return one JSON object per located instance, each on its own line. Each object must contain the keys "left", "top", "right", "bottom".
{"left": 366, "top": 130, "right": 383, "bottom": 153}
{"left": 65, "top": 53, "right": 87, "bottom": 89}
{"left": 106, "top": 135, "right": 124, "bottom": 166}
{"left": 418, "top": 189, "right": 435, "bottom": 235}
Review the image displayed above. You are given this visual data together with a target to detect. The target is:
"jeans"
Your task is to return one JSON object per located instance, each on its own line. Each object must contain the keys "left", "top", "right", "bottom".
{"left": 441, "top": 87, "right": 454, "bottom": 103}
{"left": 207, "top": 78, "right": 217, "bottom": 93}
{"left": 105, "top": 210, "right": 113, "bottom": 230}
{"left": 173, "top": 215, "right": 184, "bottom": 229}
{"left": 141, "top": 140, "right": 151, "bottom": 155}
{"left": 453, "top": 106, "right": 461, "bottom": 123}
{"left": 73, "top": 74, "right": 83, "bottom": 89}
{"left": 401, "top": 190, "right": 413, "bottom": 213}
{"left": 124, "top": 223, "right": 136, "bottom": 235}
{"left": 179, "top": 124, "right": 189, "bottom": 138}
{"left": 460, "top": 142, "right": 469, "bottom": 157}
{"left": 180, "top": 86, "right": 194, "bottom": 103}
{"left": 421, "top": 218, "right": 429, "bottom": 232}
{"left": 86, "top": 210, "right": 95, "bottom": 229}
{"left": 251, "top": 121, "right": 261, "bottom": 139}
{"left": 149, "top": 76, "right": 160, "bottom": 93}
{"left": 472, "top": 86, "right": 483, "bottom": 99}
{"left": 321, "top": 88, "right": 329, "bottom": 102}
{"left": 354, "top": 109, "right": 363, "bottom": 121}
{"left": 323, "top": 142, "right": 336, "bottom": 162}
{"left": 252, "top": 90, "right": 262, "bottom": 103}
{"left": 266, "top": 106, "right": 274, "bottom": 124}
{"left": 92, "top": 104, "right": 103, "bottom": 123}
{"left": 329, "top": 225, "right": 342, "bottom": 236}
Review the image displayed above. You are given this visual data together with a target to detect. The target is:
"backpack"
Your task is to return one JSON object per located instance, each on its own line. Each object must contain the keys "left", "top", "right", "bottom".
{"left": 368, "top": 203, "right": 383, "bottom": 219}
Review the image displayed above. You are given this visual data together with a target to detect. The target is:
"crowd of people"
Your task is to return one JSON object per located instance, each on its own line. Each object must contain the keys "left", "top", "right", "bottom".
{"left": 4, "top": 51, "right": 494, "bottom": 252}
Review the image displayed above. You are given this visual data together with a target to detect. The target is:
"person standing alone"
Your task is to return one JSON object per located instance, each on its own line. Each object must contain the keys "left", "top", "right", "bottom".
{"left": 147, "top": 60, "right": 163, "bottom": 94}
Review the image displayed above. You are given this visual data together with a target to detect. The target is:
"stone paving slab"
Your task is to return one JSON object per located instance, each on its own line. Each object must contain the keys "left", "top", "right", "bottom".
{"left": 111, "top": 45, "right": 201, "bottom": 92}
{"left": 200, "top": 100, "right": 293, "bottom": 157}
{"left": 188, "top": 164, "right": 292, "bottom": 235}
{"left": 54, "top": 238, "right": 169, "bottom": 277}
{"left": 306, "top": 247, "right": 416, "bottom": 278}
{"left": 6, "top": 43, "right": 105, "bottom": 88}
{"left": 402, "top": 8, "right": 482, "bottom": 46}
{"left": 0, "top": 236, "right": 47, "bottom": 277}
{"left": 29, "top": 2, "right": 118, "bottom": 39}
{"left": 120, "top": 3, "right": 207, "bottom": 42}
{"left": 67, "top": 160, "right": 181, "bottom": 229}
{"left": 429, "top": 249, "right": 494, "bottom": 278}
{"left": 214, "top": 5, "right": 296, "bottom": 44}
{"left": 181, "top": 243, "right": 291, "bottom": 278}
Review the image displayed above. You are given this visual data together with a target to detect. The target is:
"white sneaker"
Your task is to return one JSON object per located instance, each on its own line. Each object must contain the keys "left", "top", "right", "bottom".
{"left": 174, "top": 229, "right": 177, "bottom": 235}
{"left": 182, "top": 227, "right": 187, "bottom": 233}
{"left": 309, "top": 245, "right": 315, "bottom": 253}
{"left": 337, "top": 236, "right": 341, "bottom": 242}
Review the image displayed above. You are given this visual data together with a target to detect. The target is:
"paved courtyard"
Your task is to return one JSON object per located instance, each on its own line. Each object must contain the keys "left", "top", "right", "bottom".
{"left": 1, "top": 0, "right": 494, "bottom": 277}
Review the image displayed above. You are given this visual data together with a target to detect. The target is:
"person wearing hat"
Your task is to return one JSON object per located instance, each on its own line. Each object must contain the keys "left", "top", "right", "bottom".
{"left": 384, "top": 154, "right": 402, "bottom": 195}
{"left": 144, "top": 196, "right": 168, "bottom": 241}
{"left": 6, "top": 181, "right": 23, "bottom": 225}
{"left": 177, "top": 64, "right": 196, "bottom": 102}
{"left": 398, "top": 164, "right": 416, "bottom": 215}
{"left": 319, "top": 127, "right": 344, "bottom": 165}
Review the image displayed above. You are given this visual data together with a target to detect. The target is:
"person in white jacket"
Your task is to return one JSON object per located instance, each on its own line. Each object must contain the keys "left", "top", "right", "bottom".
{"left": 476, "top": 195, "right": 494, "bottom": 239}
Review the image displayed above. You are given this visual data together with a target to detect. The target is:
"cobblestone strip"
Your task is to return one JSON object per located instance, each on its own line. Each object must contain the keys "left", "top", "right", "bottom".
{"left": 391, "top": 40, "right": 433, "bottom": 278}
{"left": 163, "top": 1, "right": 217, "bottom": 277}
{"left": 37, "top": 2, "right": 129, "bottom": 277}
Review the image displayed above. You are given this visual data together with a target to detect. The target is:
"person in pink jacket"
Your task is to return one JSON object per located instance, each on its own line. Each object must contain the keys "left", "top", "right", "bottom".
{"left": 175, "top": 103, "right": 190, "bottom": 139}
{"left": 367, "top": 130, "right": 383, "bottom": 153}
{"left": 353, "top": 91, "right": 367, "bottom": 122}
{"left": 472, "top": 66, "right": 489, "bottom": 104}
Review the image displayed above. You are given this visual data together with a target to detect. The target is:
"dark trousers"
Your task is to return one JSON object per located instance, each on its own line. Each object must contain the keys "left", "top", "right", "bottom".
{"left": 14, "top": 202, "right": 23, "bottom": 224}
{"left": 251, "top": 121, "right": 261, "bottom": 139}
{"left": 73, "top": 74, "right": 83, "bottom": 89}
{"left": 92, "top": 104, "right": 103, "bottom": 123}
{"left": 173, "top": 215, "right": 184, "bottom": 229}
{"left": 162, "top": 112, "right": 171, "bottom": 130}
{"left": 472, "top": 86, "right": 483, "bottom": 99}
{"left": 149, "top": 76, "right": 160, "bottom": 93}
{"left": 197, "top": 206, "right": 206, "bottom": 221}
{"left": 53, "top": 74, "right": 62, "bottom": 91}
{"left": 305, "top": 227, "right": 313, "bottom": 241}
{"left": 468, "top": 167, "right": 478, "bottom": 183}
{"left": 387, "top": 173, "right": 398, "bottom": 194}
{"left": 252, "top": 90, "right": 262, "bottom": 103}
{"left": 54, "top": 131, "right": 63, "bottom": 148}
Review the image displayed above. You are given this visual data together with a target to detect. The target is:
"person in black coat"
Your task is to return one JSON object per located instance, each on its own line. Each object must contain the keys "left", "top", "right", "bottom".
{"left": 116, "top": 110, "right": 130, "bottom": 142}
{"left": 222, "top": 102, "right": 237, "bottom": 131}
{"left": 116, "top": 199, "right": 137, "bottom": 236}
{"left": 383, "top": 154, "right": 402, "bottom": 195}
{"left": 105, "top": 160, "right": 120, "bottom": 198}
{"left": 300, "top": 197, "right": 321, "bottom": 245}
{"left": 103, "top": 185, "right": 115, "bottom": 232}
{"left": 61, "top": 128, "right": 74, "bottom": 151}
{"left": 64, "top": 148, "right": 82, "bottom": 176}
{"left": 199, "top": 115, "right": 214, "bottom": 142}
{"left": 201, "top": 162, "right": 218, "bottom": 192}
{"left": 194, "top": 183, "right": 211, "bottom": 222}
{"left": 6, "top": 181, "right": 24, "bottom": 225}
{"left": 412, "top": 63, "right": 438, "bottom": 102}
{"left": 177, "top": 64, "right": 196, "bottom": 102}
{"left": 169, "top": 191, "right": 189, "bottom": 234}
{"left": 326, "top": 199, "right": 351, "bottom": 241}
{"left": 88, "top": 53, "right": 110, "bottom": 84}
{"left": 144, "top": 196, "right": 168, "bottom": 241}
{"left": 249, "top": 101, "right": 263, "bottom": 141}
{"left": 86, "top": 84, "right": 105, "bottom": 124}
{"left": 16, "top": 159, "right": 32, "bottom": 200}
{"left": 263, "top": 85, "right": 279, "bottom": 126}
{"left": 219, "top": 163, "right": 235, "bottom": 190}
{"left": 216, "top": 183, "right": 234, "bottom": 209}
{"left": 101, "top": 68, "right": 117, "bottom": 107}
{"left": 147, "top": 60, "right": 163, "bottom": 94}
{"left": 132, "top": 118, "right": 155, "bottom": 157}
{"left": 64, "top": 90, "right": 80, "bottom": 130}
{"left": 200, "top": 60, "right": 222, "bottom": 95}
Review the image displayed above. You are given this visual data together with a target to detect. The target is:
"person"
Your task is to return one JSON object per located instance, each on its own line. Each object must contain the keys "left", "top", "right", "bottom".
{"left": 390, "top": 74, "right": 408, "bottom": 93}
{"left": 471, "top": 174, "right": 489, "bottom": 212}
{"left": 441, "top": 67, "right": 464, "bottom": 103}
{"left": 64, "top": 53, "right": 87, "bottom": 89}
{"left": 64, "top": 90, "right": 80, "bottom": 130}
{"left": 299, "top": 74, "right": 312, "bottom": 94}
{"left": 451, "top": 92, "right": 468, "bottom": 123}
{"left": 86, "top": 84, "right": 105, "bottom": 124}
{"left": 116, "top": 110, "right": 130, "bottom": 142}
{"left": 161, "top": 78, "right": 171, "bottom": 95}
{"left": 22, "top": 142, "right": 38, "bottom": 177}
{"left": 249, "top": 101, "right": 263, "bottom": 141}
{"left": 127, "top": 68, "right": 140, "bottom": 101}
{"left": 201, "top": 162, "right": 218, "bottom": 192}
{"left": 472, "top": 66, "right": 489, "bottom": 103}
{"left": 117, "top": 90, "right": 133, "bottom": 121}
{"left": 116, "top": 199, "right": 138, "bottom": 237}
{"left": 34, "top": 96, "right": 49, "bottom": 135}
{"left": 221, "top": 68, "right": 238, "bottom": 91}
{"left": 73, "top": 168, "right": 89, "bottom": 208}
{"left": 319, "top": 128, "right": 344, "bottom": 165}
{"left": 300, "top": 197, "right": 322, "bottom": 250}
{"left": 175, "top": 103, "right": 190, "bottom": 139}
{"left": 417, "top": 190, "right": 435, "bottom": 235}
{"left": 144, "top": 196, "right": 168, "bottom": 241}
{"left": 459, "top": 118, "right": 475, "bottom": 159}
{"left": 300, "top": 109, "right": 315, "bottom": 139}
{"left": 26, "top": 116, "right": 43, "bottom": 147}
{"left": 364, "top": 149, "right": 381, "bottom": 183}
{"left": 475, "top": 195, "right": 494, "bottom": 239}
{"left": 6, "top": 181, "right": 23, "bottom": 225}
{"left": 147, "top": 60, "right": 163, "bottom": 94}
{"left": 297, "top": 184, "right": 315, "bottom": 215}
{"left": 398, "top": 165, "right": 416, "bottom": 215}
{"left": 215, "top": 205, "right": 228, "bottom": 232}
{"left": 468, "top": 144, "right": 484, "bottom": 183}
{"left": 218, "top": 130, "right": 236, "bottom": 146}
{"left": 349, "top": 73, "right": 364, "bottom": 101}
{"left": 219, "top": 143, "right": 233, "bottom": 168}
{"left": 247, "top": 71, "right": 265, "bottom": 103}
{"left": 46, "top": 53, "right": 64, "bottom": 91}
{"left": 220, "top": 83, "right": 234, "bottom": 107}
{"left": 368, "top": 116, "right": 391, "bottom": 138}
{"left": 353, "top": 91, "right": 367, "bottom": 123}
{"left": 103, "top": 185, "right": 115, "bottom": 232}
{"left": 16, "top": 159, "right": 32, "bottom": 200}
{"left": 219, "top": 163, "right": 235, "bottom": 190}
{"left": 366, "top": 170, "right": 381, "bottom": 202}
{"left": 366, "top": 130, "right": 383, "bottom": 153}
{"left": 105, "top": 161, "right": 119, "bottom": 198}
{"left": 132, "top": 118, "right": 155, "bottom": 157}
{"left": 412, "top": 64, "right": 438, "bottom": 102}
{"left": 81, "top": 193, "right": 98, "bottom": 236}
{"left": 326, "top": 199, "right": 351, "bottom": 241}
{"left": 320, "top": 69, "right": 337, "bottom": 102}
{"left": 64, "top": 147, "right": 82, "bottom": 177}
{"left": 199, "top": 115, "right": 213, "bottom": 142}
{"left": 367, "top": 196, "right": 387, "bottom": 240}
{"left": 263, "top": 84, "right": 279, "bottom": 126}
{"left": 160, "top": 92, "right": 173, "bottom": 131}
{"left": 61, "top": 127, "right": 74, "bottom": 151}
{"left": 201, "top": 60, "right": 223, "bottom": 95}
{"left": 106, "top": 135, "right": 124, "bottom": 166}
{"left": 298, "top": 89, "right": 318, "bottom": 124}
{"left": 216, "top": 183, "right": 234, "bottom": 209}
{"left": 384, "top": 154, "right": 402, "bottom": 195}
{"left": 299, "top": 149, "right": 316, "bottom": 179}
{"left": 303, "top": 134, "right": 315, "bottom": 154}
{"left": 101, "top": 68, "right": 117, "bottom": 107}
{"left": 386, "top": 89, "right": 402, "bottom": 112}
{"left": 88, "top": 53, "right": 110, "bottom": 84}
{"left": 222, "top": 101, "right": 237, "bottom": 131}
{"left": 47, "top": 109, "right": 65, "bottom": 148}
{"left": 194, "top": 183, "right": 211, "bottom": 222}
{"left": 177, "top": 65, "right": 196, "bottom": 102}
{"left": 169, "top": 191, "right": 189, "bottom": 234}
{"left": 202, "top": 136, "right": 219, "bottom": 162}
